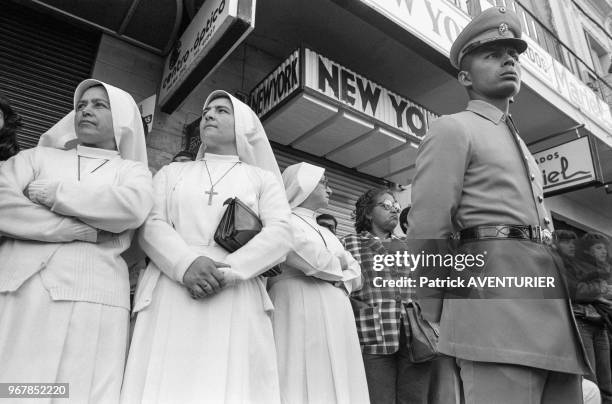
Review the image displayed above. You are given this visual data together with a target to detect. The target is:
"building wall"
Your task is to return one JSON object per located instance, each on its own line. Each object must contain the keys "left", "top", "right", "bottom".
{"left": 548, "top": 0, "right": 612, "bottom": 106}
{"left": 91, "top": 34, "right": 168, "bottom": 170}
{"left": 92, "top": 35, "right": 282, "bottom": 172}
{"left": 92, "top": 35, "right": 164, "bottom": 102}
{"left": 547, "top": 193, "right": 612, "bottom": 236}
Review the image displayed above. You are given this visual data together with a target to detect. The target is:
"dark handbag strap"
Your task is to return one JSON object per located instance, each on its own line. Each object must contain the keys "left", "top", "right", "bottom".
{"left": 292, "top": 213, "right": 327, "bottom": 247}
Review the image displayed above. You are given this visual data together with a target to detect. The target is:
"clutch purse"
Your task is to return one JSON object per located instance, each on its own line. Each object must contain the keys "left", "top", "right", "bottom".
{"left": 214, "top": 197, "right": 263, "bottom": 252}
{"left": 214, "top": 197, "right": 281, "bottom": 276}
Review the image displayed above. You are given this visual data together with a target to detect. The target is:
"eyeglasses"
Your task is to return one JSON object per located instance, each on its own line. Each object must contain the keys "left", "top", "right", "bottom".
{"left": 376, "top": 200, "right": 401, "bottom": 212}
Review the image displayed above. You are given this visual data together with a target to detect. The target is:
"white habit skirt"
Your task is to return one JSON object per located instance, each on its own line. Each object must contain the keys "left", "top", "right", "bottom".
{"left": 121, "top": 274, "right": 281, "bottom": 404}
{"left": 268, "top": 276, "right": 370, "bottom": 404}
{"left": 0, "top": 273, "right": 129, "bottom": 404}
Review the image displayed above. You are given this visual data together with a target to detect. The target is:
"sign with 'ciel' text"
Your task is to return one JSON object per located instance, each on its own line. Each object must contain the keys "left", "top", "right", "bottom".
{"left": 534, "top": 137, "right": 596, "bottom": 195}
{"left": 159, "top": 0, "right": 255, "bottom": 113}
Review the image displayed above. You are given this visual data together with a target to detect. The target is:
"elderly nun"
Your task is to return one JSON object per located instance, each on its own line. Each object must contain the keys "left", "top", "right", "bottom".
{"left": 122, "top": 90, "right": 292, "bottom": 403}
{"left": 268, "top": 162, "right": 369, "bottom": 404}
{"left": 0, "top": 79, "right": 153, "bottom": 402}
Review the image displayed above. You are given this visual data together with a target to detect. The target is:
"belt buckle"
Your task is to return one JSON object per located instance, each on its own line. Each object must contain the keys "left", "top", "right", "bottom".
{"left": 534, "top": 226, "right": 553, "bottom": 245}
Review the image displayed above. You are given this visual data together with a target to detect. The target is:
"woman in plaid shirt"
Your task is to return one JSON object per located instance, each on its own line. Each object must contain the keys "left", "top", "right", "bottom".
{"left": 342, "top": 189, "right": 434, "bottom": 404}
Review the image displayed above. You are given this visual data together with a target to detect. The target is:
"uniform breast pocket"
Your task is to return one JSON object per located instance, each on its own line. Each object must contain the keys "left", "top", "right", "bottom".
{"left": 355, "top": 305, "right": 383, "bottom": 345}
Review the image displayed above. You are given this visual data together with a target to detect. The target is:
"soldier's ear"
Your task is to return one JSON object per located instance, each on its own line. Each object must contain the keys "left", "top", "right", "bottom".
{"left": 458, "top": 70, "right": 472, "bottom": 87}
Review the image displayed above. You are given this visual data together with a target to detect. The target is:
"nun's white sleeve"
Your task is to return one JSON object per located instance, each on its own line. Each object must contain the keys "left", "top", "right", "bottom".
{"left": 223, "top": 169, "right": 292, "bottom": 281}
{"left": 0, "top": 149, "right": 97, "bottom": 243}
{"left": 341, "top": 250, "right": 362, "bottom": 294}
{"left": 138, "top": 166, "right": 199, "bottom": 284}
{"left": 283, "top": 217, "right": 345, "bottom": 282}
{"left": 29, "top": 160, "right": 153, "bottom": 233}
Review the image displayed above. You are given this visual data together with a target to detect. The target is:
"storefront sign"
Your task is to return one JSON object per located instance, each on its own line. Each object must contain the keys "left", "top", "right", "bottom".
{"left": 358, "top": 0, "right": 612, "bottom": 134}
{"left": 159, "top": 0, "right": 255, "bottom": 113}
{"left": 551, "top": 60, "right": 612, "bottom": 131}
{"left": 248, "top": 47, "right": 437, "bottom": 140}
{"left": 249, "top": 50, "right": 300, "bottom": 117}
{"left": 304, "top": 49, "right": 432, "bottom": 138}
{"left": 360, "top": 0, "right": 466, "bottom": 56}
{"left": 478, "top": 1, "right": 612, "bottom": 132}
{"left": 534, "top": 137, "right": 596, "bottom": 195}
{"left": 138, "top": 94, "right": 156, "bottom": 134}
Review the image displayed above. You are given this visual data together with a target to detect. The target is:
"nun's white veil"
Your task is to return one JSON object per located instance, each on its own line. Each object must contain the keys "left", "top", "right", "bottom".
{"left": 38, "top": 79, "right": 148, "bottom": 165}
{"left": 196, "top": 90, "right": 282, "bottom": 184}
{"left": 282, "top": 162, "right": 325, "bottom": 209}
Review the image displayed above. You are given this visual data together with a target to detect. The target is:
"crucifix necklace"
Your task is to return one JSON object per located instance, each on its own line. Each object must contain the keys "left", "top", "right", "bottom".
{"left": 77, "top": 155, "right": 109, "bottom": 181}
{"left": 203, "top": 161, "right": 239, "bottom": 205}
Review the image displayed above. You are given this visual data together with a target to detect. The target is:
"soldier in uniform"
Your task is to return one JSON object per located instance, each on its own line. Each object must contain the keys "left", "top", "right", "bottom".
{"left": 406, "top": 6, "right": 590, "bottom": 403}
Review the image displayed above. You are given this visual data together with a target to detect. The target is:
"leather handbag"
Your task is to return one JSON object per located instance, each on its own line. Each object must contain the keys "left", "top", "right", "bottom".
{"left": 214, "top": 197, "right": 262, "bottom": 251}
{"left": 405, "top": 302, "right": 439, "bottom": 363}
{"left": 214, "top": 197, "right": 281, "bottom": 276}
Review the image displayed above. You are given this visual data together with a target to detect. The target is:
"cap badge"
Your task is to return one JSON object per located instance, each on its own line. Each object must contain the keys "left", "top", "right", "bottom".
{"left": 498, "top": 22, "right": 509, "bottom": 36}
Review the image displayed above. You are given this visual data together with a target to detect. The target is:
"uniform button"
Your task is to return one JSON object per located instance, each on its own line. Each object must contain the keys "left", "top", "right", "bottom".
{"left": 538, "top": 195, "right": 543, "bottom": 203}
{"left": 524, "top": 155, "right": 529, "bottom": 161}
{"left": 544, "top": 217, "right": 551, "bottom": 224}
{"left": 530, "top": 173, "right": 535, "bottom": 181}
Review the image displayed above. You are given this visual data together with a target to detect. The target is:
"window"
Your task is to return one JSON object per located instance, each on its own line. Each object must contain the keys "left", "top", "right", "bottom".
{"left": 584, "top": 30, "right": 609, "bottom": 76}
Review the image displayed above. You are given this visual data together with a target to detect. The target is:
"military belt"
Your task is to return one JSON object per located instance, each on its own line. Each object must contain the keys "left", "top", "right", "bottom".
{"left": 457, "top": 224, "right": 553, "bottom": 245}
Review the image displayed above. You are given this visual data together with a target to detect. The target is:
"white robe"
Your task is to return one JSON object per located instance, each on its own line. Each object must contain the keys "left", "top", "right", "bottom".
{"left": 268, "top": 207, "right": 370, "bottom": 404}
{"left": 0, "top": 145, "right": 153, "bottom": 404}
{"left": 122, "top": 153, "right": 292, "bottom": 404}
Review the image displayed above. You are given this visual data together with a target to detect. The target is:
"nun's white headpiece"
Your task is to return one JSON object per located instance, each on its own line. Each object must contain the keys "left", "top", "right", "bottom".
{"left": 282, "top": 162, "right": 325, "bottom": 209}
{"left": 196, "top": 90, "right": 282, "bottom": 184}
{"left": 38, "top": 79, "right": 148, "bottom": 165}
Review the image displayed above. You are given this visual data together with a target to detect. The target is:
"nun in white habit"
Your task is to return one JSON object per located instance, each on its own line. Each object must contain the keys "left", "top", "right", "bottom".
{"left": 268, "top": 162, "right": 370, "bottom": 404}
{"left": 0, "top": 79, "right": 153, "bottom": 403}
{"left": 122, "top": 90, "right": 292, "bottom": 404}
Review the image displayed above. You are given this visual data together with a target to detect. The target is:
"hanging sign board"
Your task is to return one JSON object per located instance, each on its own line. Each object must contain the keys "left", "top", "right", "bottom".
{"left": 159, "top": 0, "right": 256, "bottom": 113}
{"left": 534, "top": 137, "right": 597, "bottom": 195}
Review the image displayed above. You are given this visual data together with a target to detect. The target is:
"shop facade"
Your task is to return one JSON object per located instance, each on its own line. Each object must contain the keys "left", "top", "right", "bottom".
{"left": 3, "top": 0, "right": 611, "bottom": 237}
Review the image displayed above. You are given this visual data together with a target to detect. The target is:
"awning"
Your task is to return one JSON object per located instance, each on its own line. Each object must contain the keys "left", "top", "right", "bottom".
{"left": 248, "top": 47, "right": 438, "bottom": 185}
{"left": 23, "top": 0, "right": 184, "bottom": 54}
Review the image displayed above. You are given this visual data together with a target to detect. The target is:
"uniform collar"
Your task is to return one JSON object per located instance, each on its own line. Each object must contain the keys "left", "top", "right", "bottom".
{"left": 466, "top": 100, "right": 506, "bottom": 125}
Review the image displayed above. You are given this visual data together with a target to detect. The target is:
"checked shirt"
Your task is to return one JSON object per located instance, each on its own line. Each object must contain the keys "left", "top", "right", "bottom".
{"left": 342, "top": 231, "right": 415, "bottom": 355}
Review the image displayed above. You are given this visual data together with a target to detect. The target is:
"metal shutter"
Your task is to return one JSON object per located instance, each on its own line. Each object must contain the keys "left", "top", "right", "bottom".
{"left": 273, "top": 145, "right": 388, "bottom": 237}
{"left": 0, "top": 2, "right": 100, "bottom": 149}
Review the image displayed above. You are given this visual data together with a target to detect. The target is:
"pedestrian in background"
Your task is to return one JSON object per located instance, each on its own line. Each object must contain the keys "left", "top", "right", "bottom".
{"left": 0, "top": 92, "right": 22, "bottom": 165}
{"left": 317, "top": 212, "right": 338, "bottom": 235}
{"left": 171, "top": 149, "right": 195, "bottom": 163}
{"left": 557, "top": 230, "right": 612, "bottom": 403}
{"left": 343, "top": 188, "right": 437, "bottom": 404}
